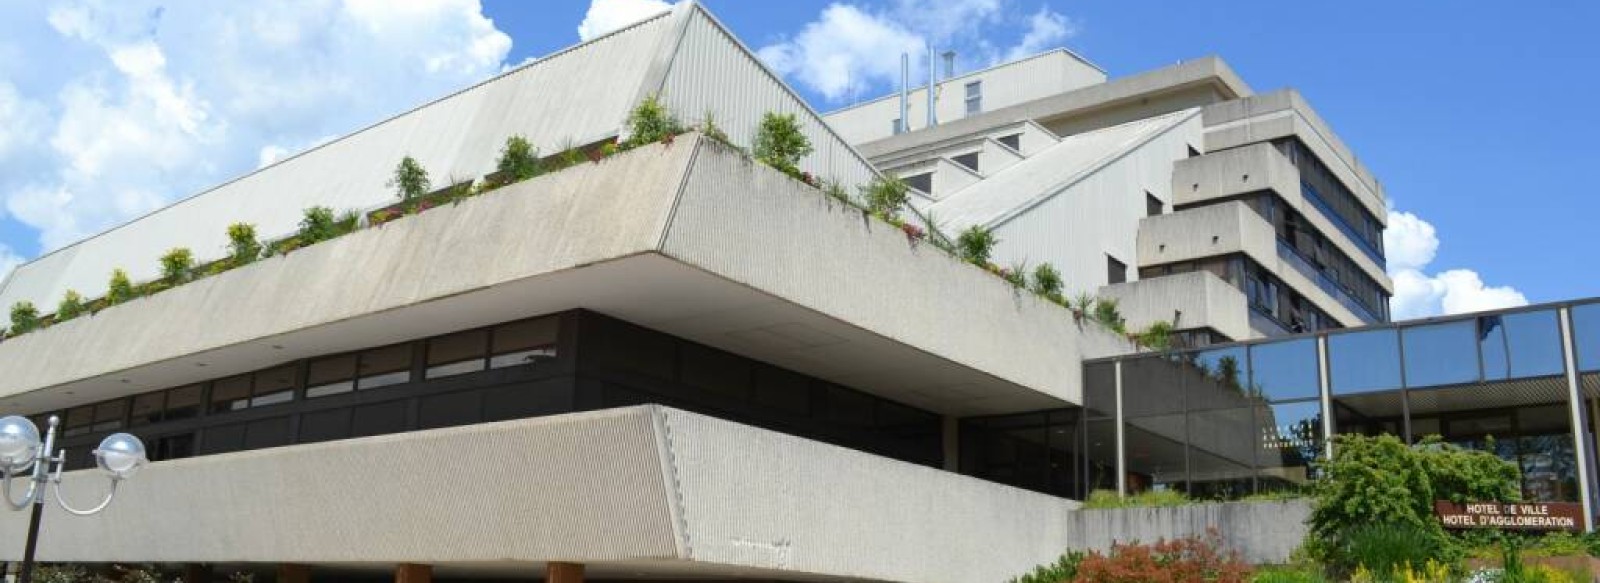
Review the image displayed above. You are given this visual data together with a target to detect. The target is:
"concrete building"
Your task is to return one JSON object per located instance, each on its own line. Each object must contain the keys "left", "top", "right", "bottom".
{"left": 0, "top": 2, "right": 1593, "bottom": 582}
{"left": 824, "top": 52, "right": 1394, "bottom": 345}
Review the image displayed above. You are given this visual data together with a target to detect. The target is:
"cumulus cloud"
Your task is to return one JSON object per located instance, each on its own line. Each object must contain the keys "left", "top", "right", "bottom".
{"left": 758, "top": 0, "right": 1078, "bottom": 104}
{"left": 577, "top": 0, "right": 674, "bottom": 41}
{"left": 0, "top": 0, "right": 513, "bottom": 253}
{"left": 0, "top": 244, "right": 22, "bottom": 284}
{"left": 1385, "top": 207, "right": 1527, "bottom": 320}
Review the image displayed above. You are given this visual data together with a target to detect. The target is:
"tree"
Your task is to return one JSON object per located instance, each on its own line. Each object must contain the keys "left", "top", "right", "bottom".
{"left": 389, "top": 156, "right": 431, "bottom": 200}
{"left": 753, "top": 112, "right": 812, "bottom": 175}
{"left": 496, "top": 135, "right": 542, "bottom": 182}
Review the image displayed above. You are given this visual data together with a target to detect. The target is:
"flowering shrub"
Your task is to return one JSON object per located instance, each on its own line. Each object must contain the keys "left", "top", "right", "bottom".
{"left": 1074, "top": 530, "right": 1250, "bottom": 583}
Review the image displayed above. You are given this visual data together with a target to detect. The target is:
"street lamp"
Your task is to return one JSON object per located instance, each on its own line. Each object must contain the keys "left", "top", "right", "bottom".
{"left": 0, "top": 415, "right": 146, "bottom": 583}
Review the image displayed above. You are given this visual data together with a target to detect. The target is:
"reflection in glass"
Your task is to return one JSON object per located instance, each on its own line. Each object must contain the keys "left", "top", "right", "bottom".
{"left": 1574, "top": 303, "right": 1600, "bottom": 372}
{"left": 426, "top": 331, "right": 487, "bottom": 379}
{"left": 307, "top": 355, "right": 356, "bottom": 398}
{"left": 959, "top": 409, "right": 1085, "bottom": 499}
{"left": 1257, "top": 400, "right": 1322, "bottom": 491}
{"left": 1480, "top": 310, "right": 1564, "bottom": 380}
{"left": 1084, "top": 362, "right": 1115, "bottom": 419}
{"left": 1251, "top": 338, "right": 1319, "bottom": 401}
{"left": 490, "top": 317, "right": 559, "bottom": 369}
{"left": 1122, "top": 355, "right": 1187, "bottom": 494}
{"left": 1402, "top": 320, "right": 1479, "bottom": 388}
{"left": 359, "top": 344, "right": 413, "bottom": 388}
{"left": 1329, "top": 329, "right": 1401, "bottom": 394}
{"left": 1408, "top": 384, "right": 1578, "bottom": 502}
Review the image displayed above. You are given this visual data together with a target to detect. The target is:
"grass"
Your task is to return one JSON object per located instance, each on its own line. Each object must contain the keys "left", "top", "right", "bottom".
{"left": 1081, "top": 489, "right": 1192, "bottom": 509}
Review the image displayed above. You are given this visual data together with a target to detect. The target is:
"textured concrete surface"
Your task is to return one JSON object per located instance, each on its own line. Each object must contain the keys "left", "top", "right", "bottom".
{"left": 1102, "top": 271, "right": 1253, "bottom": 340}
{"left": 1069, "top": 500, "right": 1313, "bottom": 565}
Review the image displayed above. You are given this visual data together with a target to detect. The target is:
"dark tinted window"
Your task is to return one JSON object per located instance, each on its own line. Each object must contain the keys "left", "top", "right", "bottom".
{"left": 1107, "top": 255, "right": 1128, "bottom": 285}
{"left": 251, "top": 365, "right": 296, "bottom": 407}
{"left": 490, "top": 317, "right": 559, "bottom": 369}
{"left": 130, "top": 392, "right": 164, "bottom": 427}
{"left": 299, "top": 409, "right": 350, "bottom": 444}
{"left": 211, "top": 375, "right": 252, "bottom": 414}
{"left": 92, "top": 400, "right": 127, "bottom": 432}
{"left": 997, "top": 134, "right": 1021, "bottom": 151}
{"left": 307, "top": 354, "right": 356, "bottom": 398}
{"left": 427, "top": 330, "right": 487, "bottom": 378}
{"left": 419, "top": 391, "right": 482, "bottom": 430}
{"left": 165, "top": 384, "right": 203, "bottom": 421}
{"left": 358, "top": 344, "right": 412, "bottom": 389}
{"left": 952, "top": 152, "right": 979, "bottom": 172}
{"left": 680, "top": 344, "right": 749, "bottom": 401}
{"left": 1146, "top": 192, "right": 1163, "bottom": 217}
{"left": 244, "top": 417, "right": 292, "bottom": 449}
{"left": 201, "top": 423, "right": 246, "bottom": 455}
{"left": 752, "top": 366, "right": 810, "bottom": 416}
{"left": 903, "top": 172, "right": 932, "bottom": 193}
{"left": 351, "top": 400, "right": 408, "bottom": 438}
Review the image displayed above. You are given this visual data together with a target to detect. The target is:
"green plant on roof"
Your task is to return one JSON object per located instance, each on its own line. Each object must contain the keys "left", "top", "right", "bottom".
{"left": 956, "top": 225, "right": 998, "bottom": 265}
{"left": 699, "top": 110, "right": 732, "bottom": 146}
{"left": 159, "top": 247, "right": 195, "bottom": 283}
{"left": 753, "top": 111, "right": 812, "bottom": 177}
{"left": 624, "top": 94, "right": 683, "bottom": 148}
{"left": 496, "top": 135, "right": 543, "bottom": 182}
{"left": 298, "top": 206, "right": 339, "bottom": 244}
{"left": 57, "top": 290, "right": 86, "bottom": 322}
{"left": 107, "top": 268, "right": 136, "bottom": 306}
{"left": 1134, "top": 320, "right": 1174, "bottom": 351}
{"left": 389, "top": 155, "right": 431, "bottom": 201}
{"left": 227, "top": 223, "right": 261, "bottom": 265}
{"left": 9, "top": 301, "right": 40, "bottom": 335}
{"left": 1031, "top": 262, "right": 1063, "bottom": 300}
{"left": 1092, "top": 296, "right": 1125, "bottom": 333}
{"left": 860, "top": 176, "right": 911, "bottom": 220}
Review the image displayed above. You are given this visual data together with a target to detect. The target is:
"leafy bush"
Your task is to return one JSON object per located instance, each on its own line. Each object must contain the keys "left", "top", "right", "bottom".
{"left": 10, "top": 301, "right": 40, "bottom": 334}
{"left": 33, "top": 564, "right": 91, "bottom": 583}
{"left": 1134, "top": 320, "right": 1174, "bottom": 350}
{"left": 298, "top": 206, "right": 339, "bottom": 244}
{"left": 956, "top": 225, "right": 998, "bottom": 265}
{"left": 227, "top": 222, "right": 261, "bottom": 265}
{"left": 1075, "top": 530, "right": 1251, "bottom": 583}
{"left": 753, "top": 111, "right": 813, "bottom": 176}
{"left": 1339, "top": 523, "right": 1443, "bottom": 577}
{"left": 1012, "top": 550, "right": 1086, "bottom": 583}
{"left": 699, "top": 110, "right": 733, "bottom": 146}
{"left": 57, "top": 290, "right": 85, "bottom": 322}
{"left": 625, "top": 94, "right": 683, "bottom": 148}
{"left": 1032, "top": 263, "right": 1064, "bottom": 298}
{"left": 1307, "top": 434, "right": 1521, "bottom": 573}
{"left": 1082, "top": 488, "right": 1192, "bottom": 509}
{"left": 107, "top": 268, "right": 136, "bottom": 306}
{"left": 1002, "top": 261, "right": 1028, "bottom": 289}
{"left": 496, "top": 135, "right": 543, "bottom": 182}
{"left": 389, "top": 155, "right": 431, "bottom": 200}
{"left": 159, "top": 247, "right": 195, "bottom": 283}
{"left": 1093, "top": 297, "right": 1126, "bottom": 333}
{"left": 861, "top": 176, "right": 910, "bottom": 220}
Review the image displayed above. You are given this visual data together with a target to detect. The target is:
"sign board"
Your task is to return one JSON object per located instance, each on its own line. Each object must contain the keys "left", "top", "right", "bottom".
{"left": 1434, "top": 501, "right": 1586, "bottom": 533}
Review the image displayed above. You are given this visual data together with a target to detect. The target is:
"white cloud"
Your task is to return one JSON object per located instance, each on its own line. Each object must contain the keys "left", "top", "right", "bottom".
{"left": 757, "top": 0, "right": 1079, "bottom": 104}
{"left": 0, "top": 0, "right": 513, "bottom": 253}
{"left": 577, "top": 0, "right": 674, "bottom": 42}
{"left": 0, "top": 244, "right": 22, "bottom": 284}
{"left": 1385, "top": 207, "right": 1527, "bottom": 320}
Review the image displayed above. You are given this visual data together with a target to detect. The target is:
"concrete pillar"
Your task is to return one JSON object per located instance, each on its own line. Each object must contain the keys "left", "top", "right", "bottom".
{"left": 1113, "top": 360, "right": 1126, "bottom": 496}
{"left": 396, "top": 563, "right": 432, "bottom": 583}
{"left": 277, "top": 564, "right": 311, "bottom": 583}
{"left": 182, "top": 564, "right": 212, "bottom": 583}
{"left": 1560, "top": 307, "right": 1596, "bottom": 531}
{"left": 547, "top": 562, "right": 584, "bottom": 583}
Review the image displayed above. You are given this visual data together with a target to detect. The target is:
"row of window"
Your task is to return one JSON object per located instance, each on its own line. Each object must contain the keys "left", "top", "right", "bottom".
{"left": 1245, "top": 193, "right": 1390, "bottom": 321}
{"left": 51, "top": 316, "right": 560, "bottom": 438}
{"left": 1139, "top": 254, "right": 1341, "bottom": 334}
{"left": 1274, "top": 138, "right": 1385, "bottom": 261}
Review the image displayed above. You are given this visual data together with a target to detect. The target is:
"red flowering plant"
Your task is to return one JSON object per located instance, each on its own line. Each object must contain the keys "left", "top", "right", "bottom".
{"left": 1074, "top": 530, "right": 1250, "bottom": 583}
{"left": 900, "top": 223, "right": 926, "bottom": 242}
{"left": 799, "top": 171, "right": 819, "bottom": 188}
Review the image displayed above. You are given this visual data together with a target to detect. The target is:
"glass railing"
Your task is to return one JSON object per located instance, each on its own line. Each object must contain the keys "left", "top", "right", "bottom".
{"left": 1277, "top": 240, "right": 1382, "bottom": 323}
{"left": 1301, "top": 182, "right": 1385, "bottom": 265}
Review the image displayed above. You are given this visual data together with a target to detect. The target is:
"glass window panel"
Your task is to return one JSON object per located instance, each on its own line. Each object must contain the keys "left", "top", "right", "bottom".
{"left": 130, "top": 392, "right": 164, "bottom": 427}
{"left": 1480, "top": 310, "right": 1565, "bottom": 381}
{"left": 427, "top": 331, "right": 486, "bottom": 378}
{"left": 1250, "top": 338, "right": 1319, "bottom": 401}
{"left": 1574, "top": 303, "right": 1600, "bottom": 372}
{"left": 358, "top": 344, "right": 413, "bottom": 389}
{"left": 1402, "top": 320, "right": 1479, "bottom": 388}
{"left": 307, "top": 354, "right": 356, "bottom": 398}
{"left": 1122, "top": 355, "right": 1188, "bottom": 494}
{"left": 752, "top": 366, "right": 810, "bottom": 416}
{"left": 1085, "top": 418, "right": 1118, "bottom": 494}
{"left": 165, "top": 384, "right": 203, "bottom": 421}
{"left": 680, "top": 344, "right": 749, "bottom": 401}
{"left": 63, "top": 406, "right": 94, "bottom": 437}
{"left": 489, "top": 317, "right": 559, "bottom": 369}
{"left": 251, "top": 365, "right": 296, "bottom": 407}
{"left": 824, "top": 385, "right": 874, "bottom": 428}
{"left": 92, "top": 400, "right": 127, "bottom": 432}
{"left": 210, "top": 376, "right": 252, "bottom": 413}
{"left": 1256, "top": 400, "right": 1323, "bottom": 492}
{"left": 1329, "top": 329, "right": 1402, "bottom": 394}
{"left": 1186, "top": 347, "right": 1251, "bottom": 411}
{"left": 1084, "top": 362, "right": 1116, "bottom": 419}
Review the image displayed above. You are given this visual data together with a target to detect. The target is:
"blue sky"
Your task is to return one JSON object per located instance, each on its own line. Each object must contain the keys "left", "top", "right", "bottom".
{"left": 0, "top": 0, "right": 1594, "bottom": 320}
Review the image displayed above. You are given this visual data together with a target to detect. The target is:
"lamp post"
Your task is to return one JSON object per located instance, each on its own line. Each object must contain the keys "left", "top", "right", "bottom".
{"left": 0, "top": 415, "right": 146, "bottom": 583}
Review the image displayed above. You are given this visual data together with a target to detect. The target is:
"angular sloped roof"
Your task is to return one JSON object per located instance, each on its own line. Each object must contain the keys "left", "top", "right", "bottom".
{"left": 927, "top": 108, "right": 1200, "bottom": 231}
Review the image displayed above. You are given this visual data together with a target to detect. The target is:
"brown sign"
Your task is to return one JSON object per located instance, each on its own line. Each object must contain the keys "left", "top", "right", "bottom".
{"left": 1435, "top": 501, "right": 1587, "bottom": 532}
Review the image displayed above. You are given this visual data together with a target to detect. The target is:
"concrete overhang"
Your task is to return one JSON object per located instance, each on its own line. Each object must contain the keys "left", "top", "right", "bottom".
{"left": 1171, "top": 143, "right": 1392, "bottom": 292}
{"left": 1102, "top": 271, "right": 1254, "bottom": 341}
{"left": 1136, "top": 201, "right": 1375, "bottom": 327}
{"left": 857, "top": 56, "right": 1251, "bottom": 159}
{"left": 0, "top": 135, "right": 1112, "bottom": 417}
{"left": 1202, "top": 89, "right": 1387, "bottom": 222}
{"left": 0, "top": 406, "right": 1083, "bottom": 583}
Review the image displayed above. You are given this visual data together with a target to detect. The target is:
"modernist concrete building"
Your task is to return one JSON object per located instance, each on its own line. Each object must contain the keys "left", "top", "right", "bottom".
{"left": 824, "top": 51, "right": 1394, "bottom": 345}
{"left": 0, "top": 2, "right": 1592, "bottom": 582}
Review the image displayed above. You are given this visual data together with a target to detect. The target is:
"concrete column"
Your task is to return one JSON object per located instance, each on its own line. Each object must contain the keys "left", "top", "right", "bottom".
{"left": 277, "top": 564, "right": 310, "bottom": 583}
{"left": 396, "top": 563, "right": 432, "bottom": 583}
{"left": 547, "top": 562, "right": 584, "bottom": 583}
{"left": 1114, "top": 360, "right": 1126, "bottom": 496}
{"left": 1559, "top": 307, "right": 1596, "bottom": 531}
{"left": 182, "top": 564, "right": 212, "bottom": 583}
{"left": 1317, "top": 335, "right": 1334, "bottom": 461}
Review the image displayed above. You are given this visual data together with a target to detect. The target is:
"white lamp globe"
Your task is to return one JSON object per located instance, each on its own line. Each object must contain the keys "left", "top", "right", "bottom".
{"left": 0, "top": 416, "right": 40, "bottom": 473}
{"left": 93, "top": 433, "right": 147, "bottom": 479}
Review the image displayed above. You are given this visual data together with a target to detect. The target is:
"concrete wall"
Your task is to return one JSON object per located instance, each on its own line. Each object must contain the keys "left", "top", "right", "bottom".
{"left": 1102, "top": 271, "right": 1254, "bottom": 340}
{"left": 824, "top": 50, "right": 1106, "bottom": 145}
{"left": 1173, "top": 143, "right": 1390, "bottom": 291}
{"left": 1068, "top": 500, "right": 1312, "bottom": 565}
